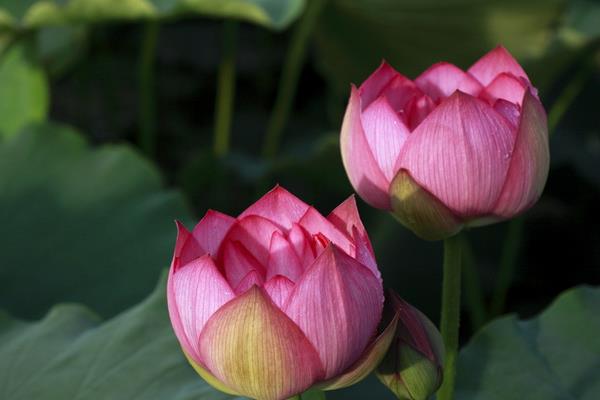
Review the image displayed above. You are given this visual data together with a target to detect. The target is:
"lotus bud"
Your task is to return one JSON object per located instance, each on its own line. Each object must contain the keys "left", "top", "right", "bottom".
{"left": 340, "top": 46, "right": 549, "bottom": 240}
{"left": 167, "top": 186, "right": 401, "bottom": 400}
{"left": 376, "top": 292, "right": 444, "bottom": 400}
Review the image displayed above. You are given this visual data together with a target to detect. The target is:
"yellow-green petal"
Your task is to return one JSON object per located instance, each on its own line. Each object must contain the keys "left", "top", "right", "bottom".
{"left": 183, "top": 351, "right": 241, "bottom": 396}
{"left": 389, "top": 169, "right": 463, "bottom": 241}
{"left": 199, "top": 287, "right": 325, "bottom": 400}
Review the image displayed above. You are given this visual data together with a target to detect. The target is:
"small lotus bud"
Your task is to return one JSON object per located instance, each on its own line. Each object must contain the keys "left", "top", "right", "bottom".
{"left": 376, "top": 292, "right": 444, "bottom": 400}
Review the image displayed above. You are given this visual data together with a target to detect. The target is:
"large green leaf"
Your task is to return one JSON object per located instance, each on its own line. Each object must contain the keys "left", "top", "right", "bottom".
{"left": 313, "top": 0, "right": 571, "bottom": 98}
{"left": 0, "top": 274, "right": 240, "bottom": 400}
{"left": 456, "top": 285, "right": 600, "bottom": 400}
{"left": 0, "top": 0, "right": 304, "bottom": 31}
{"left": 0, "top": 40, "right": 48, "bottom": 138}
{"left": 0, "top": 123, "right": 193, "bottom": 318}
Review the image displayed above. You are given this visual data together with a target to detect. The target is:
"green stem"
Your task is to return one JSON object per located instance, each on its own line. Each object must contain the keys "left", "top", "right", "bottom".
{"left": 138, "top": 21, "right": 160, "bottom": 157}
{"left": 262, "top": 0, "right": 327, "bottom": 158}
{"left": 437, "top": 234, "right": 463, "bottom": 400}
{"left": 489, "top": 51, "right": 597, "bottom": 316}
{"left": 460, "top": 235, "right": 487, "bottom": 330}
{"left": 213, "top": 20, "right": 238, "bottom": 157}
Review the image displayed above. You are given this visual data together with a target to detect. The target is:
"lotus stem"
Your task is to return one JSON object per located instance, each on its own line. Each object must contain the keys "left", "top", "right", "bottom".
{"left": 138, "top": 21, "right": 160, "bottom": 157}
{"left": 213, "top": 20, "right": 238, "bottom": 157}
{"left": 437, "top": 233, "right": 463, "bottom": 400}
{"left": 262, "top": 0, "right": 327, "bottom": 158}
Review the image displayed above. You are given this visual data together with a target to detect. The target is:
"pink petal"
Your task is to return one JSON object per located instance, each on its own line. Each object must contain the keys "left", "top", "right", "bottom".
{"left": 167, "top": 255, "right": 235, "bottom": 363}
{"left": 393, "top": 295, "right": 441, "bottom": 363}
{"left": 264, "top": 275, "right": 295, "bottom": 309}
{"left": 360, "top": 96, "right": 409, "bottom": 181}
{"left": 405, "top": 93, "right": 437, "bottom": 131}
{"left": 192, "top": 210, "right": 235, "bottom": 257}
{"left": 382, "top": 75, "right": 423, "bottom": 113}
{"left": 397, "top": 92, "right": 515, "bottom": 217}
{"left": 494, "top": 99, "right": 521, "bottom": 128}
{"left": 340, "top": 86, "right": 392, "bottom": 210}
{"left": 320, "top": 292, "right": 401, "bottom": 390}
{"left": 234, "top": 269, "right": 265, "bottom": 295}
{"left": 312, "top": 233, "right": 329, "bottom": 256}
{"left": 481, "top": 72, "right": 527, "bottom": 106}
{"left": 220, "top": 215, "right": 282, "bottom": 267}
{"left": 468, "top": 46, "right": 530, "bottom": 86}
{"left": 239, "top": 186, "right": 310, "bottom": 231}
{"left": 267, "top": 231, "right": 303, "bottom": 282}
{"left": 167, "top": 267, "right": 196, "bottom": 364}
{"left": 358, "top": 61, "right": 403, "bottom": 109}
{"left": 283, "top": 245, "right": 384, "bottom": 379}
{"left": 199, "top": 287, "right": 325, "bottom": 400}
{"left": 352, "top": 226, "right": 380, "bottom": 280}
{"left": 222, "top": 240, "right": 266, "bottom": 289}
{"left": 327, "top": 195, "right": 367, "bottom": 238}
{"left": 327, "top": 197, "right": 377, "bottom": 270}
{"left": 415, "top": 62, "right": 483, "bottom": 102}
{"left": 298, "top": 207, "right": 355, "bottom": 257}
{"left": 493, "top": 90, "right": 549, "bottom": 218}
{"left": 172, "top": 221, "right": 204, "bottom": 270}
{"left": 288, "top": 223, "right": 316, "bottom": 269}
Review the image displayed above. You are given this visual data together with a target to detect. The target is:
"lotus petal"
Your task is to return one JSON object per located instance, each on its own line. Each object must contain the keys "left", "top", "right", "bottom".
{"left": 397, "top": 91, "right": 515, "bottom": 217}
{"left": 239, "top": 186, "right": 310, "bottom": 231}
{"left": 493, "top": 90, "right": 549, "bottom": 218}
{"left": 199, "top": 287, "right": 325, "bottom": 400}
{"left": 468, "top": 46, "right": 530, "bottom": 86}
{"left": 284, "top": 245, "right": 384, "bottom": 379}
{"left": 167, "top": 255, "right": 234, "bottom": 362}
{"left": 192, "top": 210, "right": 235, "bottom": 257}
{"left": 340, "top": 86, "right": 391, "bottom": 210}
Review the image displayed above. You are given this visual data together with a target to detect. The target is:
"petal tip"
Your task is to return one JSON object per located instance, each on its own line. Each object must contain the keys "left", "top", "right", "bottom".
{"left": 174, "top": 219, "right": 188, "bottom": 231}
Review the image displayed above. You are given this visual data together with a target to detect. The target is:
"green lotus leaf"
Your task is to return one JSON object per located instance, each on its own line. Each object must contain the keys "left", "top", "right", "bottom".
{"left": 0, "top": 274, "right": 243, "bottom": 400}
{"left": 0, "top": 123, "right": 193, "bottom": 318}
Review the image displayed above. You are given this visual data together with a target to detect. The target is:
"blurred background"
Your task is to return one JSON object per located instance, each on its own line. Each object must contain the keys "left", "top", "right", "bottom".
{"left": 0, "top": 0, "right": 599, "bottom": 397}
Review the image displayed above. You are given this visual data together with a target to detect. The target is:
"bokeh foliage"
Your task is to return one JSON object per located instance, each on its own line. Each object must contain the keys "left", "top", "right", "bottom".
{"left": 0, "top": 0, "right": 304, "bottom": 30}
{"left": 0, "top": 41, "right": 48, "bottom": 138}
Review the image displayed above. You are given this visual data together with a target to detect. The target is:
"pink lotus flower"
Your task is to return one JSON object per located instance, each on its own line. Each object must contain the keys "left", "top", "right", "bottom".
{"left": 167, "top": 186, "right": 399, "bottom": 400}
{"left": 340, "top": 46, "right": 550, "bottom": 240}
